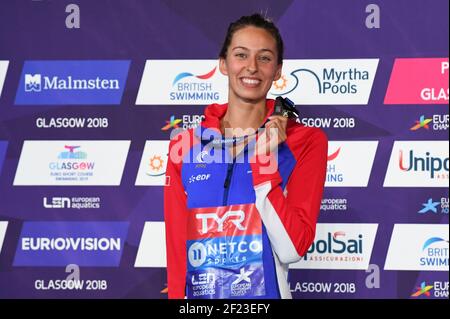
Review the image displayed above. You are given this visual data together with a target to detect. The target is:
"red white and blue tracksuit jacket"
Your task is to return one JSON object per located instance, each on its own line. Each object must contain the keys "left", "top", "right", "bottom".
{"left": 164, "top": 99, "right": 328, "bottom": 299}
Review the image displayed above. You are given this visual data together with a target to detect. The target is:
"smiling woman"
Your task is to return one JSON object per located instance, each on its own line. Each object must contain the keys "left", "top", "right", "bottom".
{"left": 219, "top": 25, "right": 282, "bottom": 107}
{"left": 164, "top": 13, "right": 328, "bottom": 300}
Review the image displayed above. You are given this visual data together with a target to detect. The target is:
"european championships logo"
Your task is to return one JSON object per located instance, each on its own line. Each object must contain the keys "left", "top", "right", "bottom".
{"left": 410, "top": 115, "right": 432, "bottom": 131}
{"left": 161, "top": 115, "right": 182, "bottom": 131}
{"left": 411, "top": 282, "right": 433, "bottom": 297}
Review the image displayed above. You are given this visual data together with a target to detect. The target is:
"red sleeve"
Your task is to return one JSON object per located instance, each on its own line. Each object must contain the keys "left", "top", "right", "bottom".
{"left": 163, "top": 135, "right": 189, "bottom": 299}
{"left": 250, "top": 127, "right": 328, "bottom": 263}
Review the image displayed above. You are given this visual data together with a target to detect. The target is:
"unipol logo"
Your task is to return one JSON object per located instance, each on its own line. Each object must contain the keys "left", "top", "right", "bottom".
{"left": 25, "top": 74, "right": 41, "bottom": 92}
{"left": 384, "top": 141, "right": 449, "bottom": 187}
{"left": 196, "top": 210, "right": 246, "bottom": 234}
{"left": 398, "top": 149, "right": 449, "bottom": 179}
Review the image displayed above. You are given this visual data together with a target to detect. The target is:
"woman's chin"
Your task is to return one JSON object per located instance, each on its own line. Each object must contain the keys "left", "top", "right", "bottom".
{"left": 235, "top": 93, "right": 267, "bottom": 104}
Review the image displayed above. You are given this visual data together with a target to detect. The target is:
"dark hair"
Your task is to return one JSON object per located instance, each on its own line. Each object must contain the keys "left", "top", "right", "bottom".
{"left": 219, "top": 13, "right": 284, "bottom": 65}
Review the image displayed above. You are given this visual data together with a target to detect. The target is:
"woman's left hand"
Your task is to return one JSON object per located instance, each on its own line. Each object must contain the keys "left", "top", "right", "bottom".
{"left": 254, "top": 115, "right": 288, "bottom": 156}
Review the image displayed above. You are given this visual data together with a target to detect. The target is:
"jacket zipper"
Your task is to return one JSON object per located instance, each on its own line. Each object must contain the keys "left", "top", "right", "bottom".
{"left": 223, "top": 159, "right": 235, "bottom": 206}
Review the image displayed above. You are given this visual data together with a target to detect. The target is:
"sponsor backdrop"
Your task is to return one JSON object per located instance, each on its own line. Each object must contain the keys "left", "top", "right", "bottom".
{"left": 0, "top": 0, "right": 448, "bottom": 299}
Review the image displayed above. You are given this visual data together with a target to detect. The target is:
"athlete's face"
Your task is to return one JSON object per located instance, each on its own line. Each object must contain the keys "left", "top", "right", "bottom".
{"left": 219, "top": 26, "right": 282, "bottom": 104}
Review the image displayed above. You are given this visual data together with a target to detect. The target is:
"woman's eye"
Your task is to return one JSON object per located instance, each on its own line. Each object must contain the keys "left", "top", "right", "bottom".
{"left": 259, "top": 56, "right": 272, "bottom": 62}
{"left": 235, "top": 53, "right": 247, "bottom": 59}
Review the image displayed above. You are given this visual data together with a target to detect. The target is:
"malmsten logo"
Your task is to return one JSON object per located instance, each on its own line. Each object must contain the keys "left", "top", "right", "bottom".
{"left": 15, "top": 60, "right": 130, "bottom": 105}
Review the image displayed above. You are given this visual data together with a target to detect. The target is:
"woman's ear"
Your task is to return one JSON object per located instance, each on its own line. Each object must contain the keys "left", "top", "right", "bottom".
{"left": 219, "top": 57, "right": 228, "bottom": 76}
{"left": 273, "top": 63, "right": 282, "bottom": 81}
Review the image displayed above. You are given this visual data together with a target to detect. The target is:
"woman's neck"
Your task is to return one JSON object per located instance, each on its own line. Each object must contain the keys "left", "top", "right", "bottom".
{"left": 221, "top": 98, "right": 267, "bottom": 136}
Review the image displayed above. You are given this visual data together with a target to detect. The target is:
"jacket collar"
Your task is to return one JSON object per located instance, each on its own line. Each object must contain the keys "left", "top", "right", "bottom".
{"left": 201, "top": 99, "right": 275, "bottom": 130}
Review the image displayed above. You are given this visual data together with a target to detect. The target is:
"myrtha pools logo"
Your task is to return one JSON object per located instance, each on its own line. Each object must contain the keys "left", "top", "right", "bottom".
{"left": 269, "top": 59, "right": 379, "bottom": 105}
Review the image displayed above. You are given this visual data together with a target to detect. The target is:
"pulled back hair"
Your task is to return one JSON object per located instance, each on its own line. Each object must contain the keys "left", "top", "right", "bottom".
{"left": 219, "top": 13, "right": 284, "bottom": 65}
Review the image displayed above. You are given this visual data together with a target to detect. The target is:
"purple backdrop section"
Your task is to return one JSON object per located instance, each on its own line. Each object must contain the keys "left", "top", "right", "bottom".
{"left": 0, "top": 142, "right": 7, "bottom": 174}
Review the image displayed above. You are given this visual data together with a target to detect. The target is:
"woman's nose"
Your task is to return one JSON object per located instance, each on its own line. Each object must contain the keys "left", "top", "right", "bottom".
{"left": 246, "top": 56, "right": 258, "bottom": 73}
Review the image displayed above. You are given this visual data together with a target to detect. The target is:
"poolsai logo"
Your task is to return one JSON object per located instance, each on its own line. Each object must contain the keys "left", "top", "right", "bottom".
{"left": 14, "top": 141, "right": 130, "bottom": 185}
{"left": 269, "top": 59, "right": 379, "bottom": 105}
{"left": 290, "top": 223, "right": 378, "bottom": 270}
{"left": 15, "top": 60, "right": 130, "bottom": 105}
{"left": 13, "top": 222, "right": 129, "bottom": 266}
